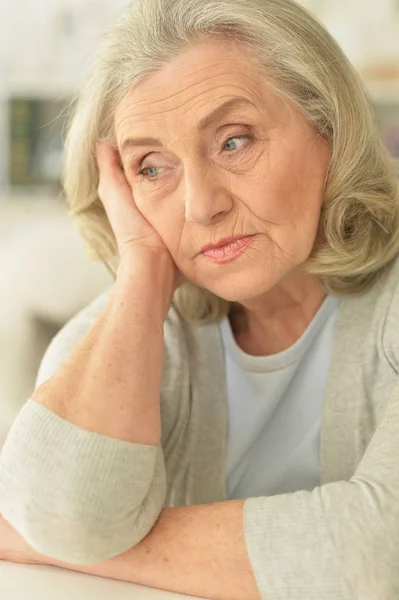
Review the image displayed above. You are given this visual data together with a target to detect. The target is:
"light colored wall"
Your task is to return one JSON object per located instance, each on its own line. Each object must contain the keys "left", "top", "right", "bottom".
{"left": 1, "top": 0, "right": 129, "bottom": 96}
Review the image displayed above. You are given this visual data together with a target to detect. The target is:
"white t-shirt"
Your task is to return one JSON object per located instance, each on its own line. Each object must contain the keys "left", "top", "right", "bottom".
{"left": 219, "top": 295, "right": 341, "bottom": 500}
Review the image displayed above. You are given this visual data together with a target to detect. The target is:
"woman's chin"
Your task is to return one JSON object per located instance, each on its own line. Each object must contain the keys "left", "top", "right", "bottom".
{"left": 201, "top": 272, "right": 278, "bottom": 304}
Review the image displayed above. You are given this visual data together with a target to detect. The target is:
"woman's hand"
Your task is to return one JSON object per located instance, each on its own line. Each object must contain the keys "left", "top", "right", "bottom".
{"left": 96, "top": 141, "right": 184, "bottom": 290}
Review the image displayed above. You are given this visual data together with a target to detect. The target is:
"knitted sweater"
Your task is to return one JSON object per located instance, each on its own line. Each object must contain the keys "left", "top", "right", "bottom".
{"left": 1, "top": 255, "right": 399, "bottom": 599}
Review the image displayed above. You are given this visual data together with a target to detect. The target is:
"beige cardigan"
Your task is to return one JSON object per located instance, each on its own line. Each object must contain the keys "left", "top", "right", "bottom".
{"left": 1, "top": 253, "right": 399, "bottom": 600}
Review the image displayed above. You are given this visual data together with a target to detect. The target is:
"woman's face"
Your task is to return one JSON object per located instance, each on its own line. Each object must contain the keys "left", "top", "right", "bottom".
{"left": 115, "top": 38, "right": 331, "bottom": 302}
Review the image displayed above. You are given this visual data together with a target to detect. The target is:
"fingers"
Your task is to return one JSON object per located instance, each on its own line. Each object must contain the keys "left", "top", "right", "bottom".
{"left": 96, "top": 141, "right": 130, "bottom": 202}
{"left": 94, "top": 139, "right": 172, "bottom": 259}
{"left": 96, "top": 140, "right": 120, "bottom": 173}
{"left": 95, "top": 140, "right": 137, "bottom": 247}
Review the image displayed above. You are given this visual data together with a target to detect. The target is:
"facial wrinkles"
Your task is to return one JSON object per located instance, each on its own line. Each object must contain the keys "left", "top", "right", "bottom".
{"left": 124, "top": 60, "right": 264, "bottom": 114}
{"left": 118, "top": 99, "right": 274, "bottom": 206}
{"left": 119, "top": 104, "right": 285, "bottom": 240}
{"left": 118, "top": 98, "right": 246, "bottom": 159}
{"left": 115, "top": 61, "right": 302, "bottom": 247}
{"left": 116, "top": 64, "right": 275, "bottom": 157}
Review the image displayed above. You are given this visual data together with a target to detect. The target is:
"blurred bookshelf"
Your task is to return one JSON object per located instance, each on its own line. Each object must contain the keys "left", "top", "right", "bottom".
{"left": 7, "top": 97, "right": 69, "bottom": 193}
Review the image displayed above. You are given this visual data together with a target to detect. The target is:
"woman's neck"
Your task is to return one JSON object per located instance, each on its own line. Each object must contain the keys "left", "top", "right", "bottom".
{"left": 229, "top": 274, "right": 327, "bottom": 356}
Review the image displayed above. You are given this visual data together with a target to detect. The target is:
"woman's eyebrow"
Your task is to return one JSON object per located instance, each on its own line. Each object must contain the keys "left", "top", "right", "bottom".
{"left": 196, "top": 96, "right": 256, "bottom": 131}
{"left": 120, "top": 96, "right": 256, "bottom": 153}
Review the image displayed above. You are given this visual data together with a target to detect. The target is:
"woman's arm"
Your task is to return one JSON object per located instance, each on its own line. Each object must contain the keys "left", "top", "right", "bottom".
{"left": 25, "top": 501, "right": 260, "bottom": 600}
{"left": 20, "top": 375, "right": 399, "bottom": 600}
{"left": 242, "top": 373, "right": 399, "bottom": 600}
{"left": 31, "top": 252, "right": 174, "bottom": 446}
{"left": 0, "top": 252, "right": 177, "bottom": 564}
{"left": 0, "top": 143, "right": 183, "bottom": 564}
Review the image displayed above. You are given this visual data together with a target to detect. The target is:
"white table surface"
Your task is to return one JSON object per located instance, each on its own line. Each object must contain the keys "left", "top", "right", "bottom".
{"left": 0, "top": 561, "right": 208, "bottom": 600}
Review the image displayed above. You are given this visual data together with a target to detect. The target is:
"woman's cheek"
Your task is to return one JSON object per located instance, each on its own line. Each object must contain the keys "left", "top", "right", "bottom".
{"left": 133, "top": 184, "right": 186, "bottom": 248}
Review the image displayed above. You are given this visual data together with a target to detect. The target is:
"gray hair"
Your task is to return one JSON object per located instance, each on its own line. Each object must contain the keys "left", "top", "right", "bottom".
{"left": 62, "top": 0, "right": 399, "bottom": 324}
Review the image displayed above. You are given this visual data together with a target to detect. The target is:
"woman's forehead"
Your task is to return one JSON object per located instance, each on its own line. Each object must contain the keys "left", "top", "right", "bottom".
{"left": 115, "top": 38, "right": 268, "bottom": 117}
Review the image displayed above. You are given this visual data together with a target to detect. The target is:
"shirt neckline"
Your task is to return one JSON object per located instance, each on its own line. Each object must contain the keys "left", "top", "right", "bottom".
{"left": 218, "top": 295, "right": 341, "bottom": 373}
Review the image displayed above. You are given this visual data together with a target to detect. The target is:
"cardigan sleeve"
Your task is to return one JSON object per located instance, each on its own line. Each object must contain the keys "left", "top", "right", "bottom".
{"left": 243, "top": 372, "right": 399, "bottom": 600}
{"left": 0, "top": 289, "right": 170, "bottom": 565}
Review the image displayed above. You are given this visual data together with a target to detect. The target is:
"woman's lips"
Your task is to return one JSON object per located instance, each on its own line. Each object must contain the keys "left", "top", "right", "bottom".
{"left": 200, "top": 235, "right": 256, "bottom": 264}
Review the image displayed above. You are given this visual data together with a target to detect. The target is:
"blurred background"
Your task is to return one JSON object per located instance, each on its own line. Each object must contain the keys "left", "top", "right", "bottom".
{"left": 0, "top": 0, "right": 399, "bottom": 446}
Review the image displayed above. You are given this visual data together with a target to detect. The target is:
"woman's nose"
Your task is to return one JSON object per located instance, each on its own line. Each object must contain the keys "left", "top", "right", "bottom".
{"left": 184, "top": 162, "right": 233, "bottom": 225}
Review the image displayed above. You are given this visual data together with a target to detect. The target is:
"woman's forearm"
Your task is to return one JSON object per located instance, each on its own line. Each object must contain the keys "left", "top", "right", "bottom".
{"left": 31, "top": 250, "right": 175, "bottom": 445}
{"left": 35, "top": 501, "right": 259, "bottom": 600}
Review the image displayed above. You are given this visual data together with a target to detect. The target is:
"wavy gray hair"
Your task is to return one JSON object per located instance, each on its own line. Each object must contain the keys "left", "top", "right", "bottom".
{"left": 62, "top": 0, "right": 399, "bottom": 324}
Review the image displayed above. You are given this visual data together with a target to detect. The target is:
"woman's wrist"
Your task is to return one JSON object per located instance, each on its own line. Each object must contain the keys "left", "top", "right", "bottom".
{"left": 115, "top": 248, "right": 177, "bottom": 321}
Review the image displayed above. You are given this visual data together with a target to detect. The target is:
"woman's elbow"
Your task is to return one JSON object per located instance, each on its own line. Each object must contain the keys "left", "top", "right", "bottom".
{"left": 22, "top": 496, "right": 166, "bottom": 565}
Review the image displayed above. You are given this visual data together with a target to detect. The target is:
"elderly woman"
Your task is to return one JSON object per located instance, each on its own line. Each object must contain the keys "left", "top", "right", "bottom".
{"left": 1, "top": 0, "right": 399, "bottom": 598}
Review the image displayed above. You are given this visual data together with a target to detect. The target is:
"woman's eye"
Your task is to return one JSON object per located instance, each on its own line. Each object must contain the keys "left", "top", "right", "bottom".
{"left": 137, "top": 165, "right": 162, "bottom": 181}
{"left": 136, "top": 134, "right": 252, "bottom": 182}
{"left": 223, "top": 135, "right": 251, "bottom": 152}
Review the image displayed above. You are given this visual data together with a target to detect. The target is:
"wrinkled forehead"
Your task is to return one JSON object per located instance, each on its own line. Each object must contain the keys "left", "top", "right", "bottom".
{"left": 113, "top": 38, "right": 281, "bottom": 136}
